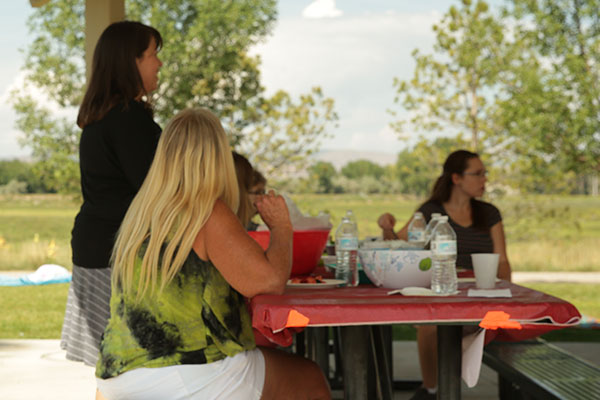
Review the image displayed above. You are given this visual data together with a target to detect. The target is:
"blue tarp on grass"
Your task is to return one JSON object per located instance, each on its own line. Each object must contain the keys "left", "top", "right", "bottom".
{"left": 0, "top": 264, "right": 71, "bottom": 286}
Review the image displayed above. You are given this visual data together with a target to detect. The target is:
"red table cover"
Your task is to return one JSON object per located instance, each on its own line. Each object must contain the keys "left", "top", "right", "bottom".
{"left": 250, "top": 280, "right": 581, "bottom": 347}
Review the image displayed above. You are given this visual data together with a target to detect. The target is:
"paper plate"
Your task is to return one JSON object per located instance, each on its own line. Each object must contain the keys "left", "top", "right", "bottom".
{"left": 286, "top": 279, "right": 346, "bottom": 288}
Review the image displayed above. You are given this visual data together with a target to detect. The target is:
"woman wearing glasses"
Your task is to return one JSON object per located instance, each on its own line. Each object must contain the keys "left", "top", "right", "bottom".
{"left": 377, "top": 149, "right": 511, "bottom": 400}
{"left": 232, "top": 152, "right": 267, "bottom": 231}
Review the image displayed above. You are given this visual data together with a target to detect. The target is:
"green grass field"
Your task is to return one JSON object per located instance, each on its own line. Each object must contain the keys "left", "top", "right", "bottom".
{"left": 0, "top": 194, "right": 599, "bottom": 340}
{"left": 1, "top": 193, "right": 599, "bottom": 272}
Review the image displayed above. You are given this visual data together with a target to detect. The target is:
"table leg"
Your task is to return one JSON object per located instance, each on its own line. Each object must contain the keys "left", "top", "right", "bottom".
{"left": 437, "top": 325, "right": 462, "bottom": 400}
{"left": 295, "top": 330, "right": 306, "bottom": 356}
{"left": 308, "top": 327, "right": 330, "bottom": 379}
{"left": 370, "top": 325, "right": 393, "bottom": 400}
{"left": 340, "top": 326, "right": 369, "bottom": 399}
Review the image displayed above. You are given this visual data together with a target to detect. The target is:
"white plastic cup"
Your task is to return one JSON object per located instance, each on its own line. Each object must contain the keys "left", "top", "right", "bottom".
{"left": 471, "top": 253, "right": 499, "bottom": 289}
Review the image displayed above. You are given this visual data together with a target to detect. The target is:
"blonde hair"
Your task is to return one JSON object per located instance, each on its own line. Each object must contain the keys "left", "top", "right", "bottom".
{"left": 112, "top": 108, "right": 239, "bottom": 299}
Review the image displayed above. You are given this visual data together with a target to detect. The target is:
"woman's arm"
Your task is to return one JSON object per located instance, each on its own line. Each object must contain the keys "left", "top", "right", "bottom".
{"left": 196, "top": 196, "right": 292, "bottom": 298}
{"left": 377, "top": 213, "right": 411, "bottom": 240}
{"left": 490, "top": 221, "right": 512, "bottom": 281}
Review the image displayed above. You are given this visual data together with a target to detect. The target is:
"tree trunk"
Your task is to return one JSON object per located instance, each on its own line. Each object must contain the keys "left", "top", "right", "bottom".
{"left": 470, "top": 86, "right": 479, "bottom": 151}
{"left": 590, "top": 174, "right": 599, "bottom": 196}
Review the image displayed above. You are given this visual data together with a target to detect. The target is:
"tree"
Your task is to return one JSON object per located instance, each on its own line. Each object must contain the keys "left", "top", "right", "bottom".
{"left": 308, "top": 160, "right": 338, "bottom": 193}
{"left": 12, "top": 0, "right": 337, "bottom": 192}
{"left": 240, "top": 87, "right": 338, "bottom": 180}
{"left": 394, "top": 136, "right": 469, "bottom": 196}
{"left": 496, "top": 0, "right": 600, "bottom": 179}
{"left": 390, "top": 0, "right": 512, "bottom": 152}
{"left": 341, "top": 160, "right": 385, "bottom": 180}
{"left": 0, "top": 159, "right": 46, "bottom": 193}
{"left": 12, "top": 96, "right": 80, "bottom": 193}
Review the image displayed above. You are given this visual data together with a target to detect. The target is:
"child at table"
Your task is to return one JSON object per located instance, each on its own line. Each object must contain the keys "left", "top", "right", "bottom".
{"left": 377, "top": 150, "right": 512, "bottom": 400}
{"left": 95, "top": 108, "right": 330, "bottom": 400}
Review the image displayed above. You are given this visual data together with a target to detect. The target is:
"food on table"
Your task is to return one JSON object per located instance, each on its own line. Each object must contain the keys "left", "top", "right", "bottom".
{"left": 419, "top": 257, "right": 432, "bottom": 271}
{"left": 290, "top": 275, "right": 325, "bottom": 284}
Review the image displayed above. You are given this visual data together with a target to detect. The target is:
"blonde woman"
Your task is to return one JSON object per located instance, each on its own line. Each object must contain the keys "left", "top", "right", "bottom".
{"left": 94, "top": 108, "right": 330, "bottom": 400}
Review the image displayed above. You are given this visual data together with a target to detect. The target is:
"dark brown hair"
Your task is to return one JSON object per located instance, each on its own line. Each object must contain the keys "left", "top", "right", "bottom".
{"left": 426, "top": 149, "right": 488, "bottom": 230}
{"left": 77, "top": 21, "right": 162, "bottom": 128}
{"left": 252, "top": 169, "right": 267, "bottom": 188}
{"left": 232, "top": 152, "right": 255, "bottom": 227}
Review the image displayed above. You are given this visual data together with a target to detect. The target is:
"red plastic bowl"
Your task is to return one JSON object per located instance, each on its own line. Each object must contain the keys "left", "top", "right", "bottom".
{"left": 248, "top": 229, "right": 331, "bottom": 276}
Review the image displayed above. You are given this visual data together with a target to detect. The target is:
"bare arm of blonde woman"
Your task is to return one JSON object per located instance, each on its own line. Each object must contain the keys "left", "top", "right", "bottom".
{"left": 490, "top": 221, "right": 512, "bottom": 281}
{"left": 194, "top": 194, "right": 292, "bottom": 298}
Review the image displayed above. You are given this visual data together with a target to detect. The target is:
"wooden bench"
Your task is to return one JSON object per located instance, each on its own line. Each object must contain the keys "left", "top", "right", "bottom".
{"left": 483, "top": 339, "right": 600, "bottom": 400}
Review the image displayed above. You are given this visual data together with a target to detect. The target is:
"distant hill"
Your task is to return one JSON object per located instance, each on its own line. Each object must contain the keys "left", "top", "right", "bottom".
{"left": 311, "top": 150, "right": 397, "bottom": 171}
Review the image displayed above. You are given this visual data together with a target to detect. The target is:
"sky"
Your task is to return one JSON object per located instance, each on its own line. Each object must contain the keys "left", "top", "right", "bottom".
{"left": 0, "top": 0, "right": 470, "bottom": 160}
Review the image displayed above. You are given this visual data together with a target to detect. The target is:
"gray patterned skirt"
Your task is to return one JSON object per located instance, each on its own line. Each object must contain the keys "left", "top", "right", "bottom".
{"left": 60, "top": 265, "right": 111, "bottom": 367}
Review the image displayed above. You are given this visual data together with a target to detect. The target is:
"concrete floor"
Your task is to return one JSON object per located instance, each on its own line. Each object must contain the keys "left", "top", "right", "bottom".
{"left": 1, "top": 339, "right": 598, "bottom": 400}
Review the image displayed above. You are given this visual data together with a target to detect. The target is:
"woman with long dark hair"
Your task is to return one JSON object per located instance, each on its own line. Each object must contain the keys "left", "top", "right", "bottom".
{"left": 61, "top": 21, "right": 163, "bottom": 370}
{"left": 377, "top": 149, "right": 511, "bottom": 399}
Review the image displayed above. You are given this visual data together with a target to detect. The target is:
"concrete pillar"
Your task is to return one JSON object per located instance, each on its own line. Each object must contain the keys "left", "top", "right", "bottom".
{"left": 84, "top": 0, "right": 125, "bottom": 82}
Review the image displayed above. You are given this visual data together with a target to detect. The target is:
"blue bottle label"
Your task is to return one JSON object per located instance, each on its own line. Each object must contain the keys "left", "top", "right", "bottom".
{"left": 338, "top": 237, "right": 358, "bottom": 250}
{"left": 433, "top": 240, "right": 456, "bottom": 255}
{"left": 408, "top": 231, "right": 425, "bottom": 242}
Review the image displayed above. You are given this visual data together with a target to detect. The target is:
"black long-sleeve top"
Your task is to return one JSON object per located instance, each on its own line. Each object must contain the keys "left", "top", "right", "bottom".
{"left": 71, "top": 100, "right": 161, "bottom": 268}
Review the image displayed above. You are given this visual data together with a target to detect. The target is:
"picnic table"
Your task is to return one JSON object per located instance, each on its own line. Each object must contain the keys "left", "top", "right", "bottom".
{"left": 250, "top": 279, "right": 581, "bottom": 400}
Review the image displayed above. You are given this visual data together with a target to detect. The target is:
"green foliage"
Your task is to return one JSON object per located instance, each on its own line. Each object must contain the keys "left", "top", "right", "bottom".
{"left": 0, "top": 181, "right": 28, "bottom": 195}
{"left": 0, "top": 159, "right": 46, "bottom": 193}
{"left": 394, "top": 136, "right": 470, "bottom": 196}
{"left": 12, "top": 96, "right": 80, "bottom": 194}
{"left": 308, "top": 161, "right": 338, "bottom": 193}
{"left": 240, "top": 87, "right": 338, "bottom": 179}
{"left": 127, "top": 0, "right": 277, "bottom": 136}
{"left": 495, "top": 0, "right": 600, "bottom": 176}
{"left": 341, "top": 159, "right": 385, "bottom": 180}
{"left": 390, "top": 0, "right": 511, "bottom": 152}
{"left": 12, "top": 0, "right": 337, "bottom": 192}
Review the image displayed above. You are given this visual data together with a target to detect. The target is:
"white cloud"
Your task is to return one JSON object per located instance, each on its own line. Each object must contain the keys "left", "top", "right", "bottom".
{"left": 251, "top": 10, "right": 441, "bottom": 153}
{"left": 348, "top": 124, "right": 400, "bottom": 153}
{"left": 302, "top": 0, "right": 343, "bottom": 19}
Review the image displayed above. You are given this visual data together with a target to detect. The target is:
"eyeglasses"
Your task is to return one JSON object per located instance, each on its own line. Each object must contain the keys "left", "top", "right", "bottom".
{"left": 248, "top": 189, "right": 266, "bottom": 195}
{"left": 463, "top": 170, "right": 488, "bottom": 178}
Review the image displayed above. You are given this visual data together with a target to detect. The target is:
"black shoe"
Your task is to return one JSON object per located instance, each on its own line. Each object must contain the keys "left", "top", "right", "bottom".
{"left": 409, "top": 387, "right": 436, "bottom": 400}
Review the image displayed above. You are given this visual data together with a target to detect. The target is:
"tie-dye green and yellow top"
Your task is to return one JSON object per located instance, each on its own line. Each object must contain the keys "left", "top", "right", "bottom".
{"left": 96, "top": 246, "right": 256, "bottom": 379}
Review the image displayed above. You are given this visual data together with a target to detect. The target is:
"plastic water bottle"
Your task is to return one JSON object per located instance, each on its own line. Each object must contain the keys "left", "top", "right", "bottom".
{"left": 424, "top": 213, "right": 443, "bottom": 247}
{"left": 335, "top": 215, "right": 359, "bottom": 286}
{"left": 345, "top": 209, "right": 358, "bottom": 231}
{"left": 407, "top": 212, "right": 427, "bottom": 248}
{"left": 430, "top": 215, "right": 458, "bottom": 294}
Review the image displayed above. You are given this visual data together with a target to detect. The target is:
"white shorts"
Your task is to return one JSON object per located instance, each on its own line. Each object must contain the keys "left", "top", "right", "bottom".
{"left": 96, "top": 348, "right": 265, "bottom": 400}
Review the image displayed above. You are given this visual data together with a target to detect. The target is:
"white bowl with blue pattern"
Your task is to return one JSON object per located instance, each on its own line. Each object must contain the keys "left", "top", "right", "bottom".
{"left": 358, "top": 249, "right": 433, "bottom": 289}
